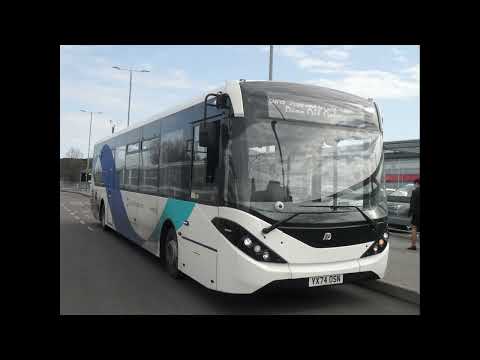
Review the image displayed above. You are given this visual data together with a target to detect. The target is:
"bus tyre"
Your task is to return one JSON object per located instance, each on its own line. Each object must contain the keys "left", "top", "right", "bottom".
{"left": 100, "top": 203, "right": 107, "bottom": 231}
{"left": 165, "top": 228, "right": 181, "bottom": 279}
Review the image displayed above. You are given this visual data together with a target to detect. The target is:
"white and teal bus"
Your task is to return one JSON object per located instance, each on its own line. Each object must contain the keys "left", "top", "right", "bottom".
{"left": 91, "top": 80, "right": 389, "bottom": 294}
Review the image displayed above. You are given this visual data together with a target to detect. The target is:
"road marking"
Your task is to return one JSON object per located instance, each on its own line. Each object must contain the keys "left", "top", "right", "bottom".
{"left": 74, "top": 216, "right": 80, "bottom": 220}
{"left": 80, "top": 220, "right": 85, "bottom": 224}
{"left": 87, "top": 226, "right": 94, "bottom": 231}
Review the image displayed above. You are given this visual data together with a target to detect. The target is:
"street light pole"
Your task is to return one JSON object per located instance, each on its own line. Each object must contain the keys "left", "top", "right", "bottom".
{"left": 269, "top": 45, "right": 273, "bottom": 80}
{"left": 80, "top": 109, "right": 102, "bottom": 190}
{"left": 127, "top": 70, "right": 132, "bottom": 127}
{"left": 87, "top": 112, "right": 93, "bottom": 174}
{"left": 113, "top": 66, "right": 150, "bottom": 127}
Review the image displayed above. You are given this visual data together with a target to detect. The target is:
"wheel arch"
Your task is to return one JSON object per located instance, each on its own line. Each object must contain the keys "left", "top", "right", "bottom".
{"left": 159, "top": 218, "right": 175, "bottom": 263}
{"left": 99, "top": 198, "right": 105, "bottom": 220}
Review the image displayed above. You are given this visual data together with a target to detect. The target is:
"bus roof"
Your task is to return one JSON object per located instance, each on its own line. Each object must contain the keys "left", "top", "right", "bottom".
{"left": 96, "top": 80, "right": 245, "bottom": 144}
{"left": 95, "top": 80, "right": 373, "bottom": 145}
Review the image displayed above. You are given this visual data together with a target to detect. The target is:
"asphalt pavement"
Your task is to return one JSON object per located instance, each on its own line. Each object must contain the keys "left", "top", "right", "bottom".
{"left": 383, "top": 231, "right": 420, "bottom": 293}
{"left": 60, "top": 191, "right": 420, "bottom": 315}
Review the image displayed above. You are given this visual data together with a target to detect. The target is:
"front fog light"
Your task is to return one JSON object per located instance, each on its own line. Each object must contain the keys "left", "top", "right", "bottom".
{"left": 253, "top": 245, "right": 261, "bottom": 254}
{"left": 383, "top": 232, "right": 389, "bottom": 240}
{"left": 262, "top": 251, "right": 270, "bottom": 261}
{"left": 243, "top": 237, "right": 253, "bottom": 247}
{"left": 373, "top": 245, "right": 378, "bottom": 252}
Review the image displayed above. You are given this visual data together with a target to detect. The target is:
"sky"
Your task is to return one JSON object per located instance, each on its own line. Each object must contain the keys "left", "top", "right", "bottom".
{"left": 60, "top": 45, "right": 419, "bottom": 158}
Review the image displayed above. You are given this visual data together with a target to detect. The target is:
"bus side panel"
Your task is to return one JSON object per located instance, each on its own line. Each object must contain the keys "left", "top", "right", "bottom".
{"left": 177, "top": 204, "right": 219, "bottom": 290}
{"left": 136, "top": 194, "right": 167, "bottom": 256}
{"left": 178, "top": 238, "right": 218, "bottom": 290}
{"left": 92, "top": 186, "right": 107, "bottom": 220}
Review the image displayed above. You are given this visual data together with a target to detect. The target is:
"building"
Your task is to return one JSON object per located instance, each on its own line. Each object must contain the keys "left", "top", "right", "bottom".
{"left": 383, "top": 139, "right": 420, "bottom": 191}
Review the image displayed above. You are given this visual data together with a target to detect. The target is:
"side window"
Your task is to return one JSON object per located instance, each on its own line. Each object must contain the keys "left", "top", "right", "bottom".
{"left": 139, "top": 138, "right": 161, "bottom": 193}
{"left": 125, "top": 143, "right": 140, "bottom": 191}
{"left": 191, "top": 122, "right": 219, "bottom": 203}
{"left": 93, "top": 150, "right": 103, "bottom": 187}
{"left": 159, "top": 128, "right": 191, "bottom": 199}
{"left": 115, "top": 146, "right": 126, "bottom": 189}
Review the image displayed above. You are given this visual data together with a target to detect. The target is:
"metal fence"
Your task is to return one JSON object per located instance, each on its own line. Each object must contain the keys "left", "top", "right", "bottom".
{"left": 60, "top": 180, "right": 91, "bottom": 194}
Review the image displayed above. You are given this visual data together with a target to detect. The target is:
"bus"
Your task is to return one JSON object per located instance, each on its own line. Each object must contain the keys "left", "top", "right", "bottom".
{"left": 90, "top": 80, "right": 389, "bottom": 294}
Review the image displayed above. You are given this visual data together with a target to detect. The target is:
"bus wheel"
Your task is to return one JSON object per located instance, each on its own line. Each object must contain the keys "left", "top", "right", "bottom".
{"left": 165, "top": 227, "right": 181, "bottom": 278}
{"left": 100, "top": 203, "right": 107, "bottom": 231}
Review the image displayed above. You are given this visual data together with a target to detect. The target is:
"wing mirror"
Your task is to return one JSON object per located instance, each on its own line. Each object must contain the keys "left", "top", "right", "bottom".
{"left": 215, "top": 93, "right": 229, "bottom": 109}
{"left": 200, "top": 92, "right": 230, "bottom": 147}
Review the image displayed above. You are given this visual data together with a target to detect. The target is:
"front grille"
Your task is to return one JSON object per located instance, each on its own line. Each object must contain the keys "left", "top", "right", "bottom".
{"left": 258, "top": 271, "right": 380, "bottom": 293}
{"left": 278, "top": 222, "right": 386, "bottom": 248}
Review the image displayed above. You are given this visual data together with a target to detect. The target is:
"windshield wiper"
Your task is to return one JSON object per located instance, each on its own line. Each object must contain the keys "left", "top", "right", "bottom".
{"left": 262, "top": 207, "right": 343, "bottom": 234}
{"left": 262, "top": 212, "right": 312, "bottom": 234}
{"left": 298, "top": 204, "right": 376, "bottom": 231}
{"left": 262, "top": 200, "right": 378, "bottom": 235}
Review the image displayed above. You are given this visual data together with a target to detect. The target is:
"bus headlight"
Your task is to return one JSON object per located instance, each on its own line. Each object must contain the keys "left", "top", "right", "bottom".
{"left": 361, "top": 237, "right": 388, "bottom": 258}
{"left": 383, "top": 232, "right": 389, "bottom": 240}
{"left": 243, "top": 237, "right": 253, "bottom": 248}
{"left": 212, "top": 217, "right": 287, "bottom": 263}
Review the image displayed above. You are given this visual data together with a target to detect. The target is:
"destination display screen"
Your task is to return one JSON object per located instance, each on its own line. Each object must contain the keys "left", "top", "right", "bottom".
{"left": 268, "top": 95, "right": 339, "bottom": 122}
{"left": 266, "top": 93, "right": 377, "bottom": 128}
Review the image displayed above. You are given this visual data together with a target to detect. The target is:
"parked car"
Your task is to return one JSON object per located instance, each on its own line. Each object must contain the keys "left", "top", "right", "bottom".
{"left": 387, "top": 184, "right": 415, "bottom": 230}
{"left": 386, "top": 187, "right": 397, "bottom": 195}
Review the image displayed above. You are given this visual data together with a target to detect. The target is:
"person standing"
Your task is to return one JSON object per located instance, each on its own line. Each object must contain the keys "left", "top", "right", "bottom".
{"left": 408, "top": 178, "right": 420, "bottom": 250}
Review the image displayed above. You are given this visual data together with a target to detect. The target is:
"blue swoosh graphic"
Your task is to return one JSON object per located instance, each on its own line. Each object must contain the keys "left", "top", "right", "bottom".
{"left": 100, "top": 144, "right": 144, "bottom": 244}
{"left": 100, "top": 144, "right": 195, "bottom": 246}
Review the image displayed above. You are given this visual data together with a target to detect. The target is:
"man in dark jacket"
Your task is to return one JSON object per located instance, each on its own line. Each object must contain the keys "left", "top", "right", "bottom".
{"left": 408, "top": 178, "right": 420, "bottom": 250}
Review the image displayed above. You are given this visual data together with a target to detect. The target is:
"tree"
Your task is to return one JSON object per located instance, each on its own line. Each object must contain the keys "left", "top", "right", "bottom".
{"left": 65, "top": 147, "right": 83, "bottom": 159}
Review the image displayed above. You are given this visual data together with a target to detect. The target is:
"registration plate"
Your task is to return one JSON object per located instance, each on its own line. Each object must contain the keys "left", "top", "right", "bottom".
{"left": 308, "top": 274, "right": 344, "bottom": 287}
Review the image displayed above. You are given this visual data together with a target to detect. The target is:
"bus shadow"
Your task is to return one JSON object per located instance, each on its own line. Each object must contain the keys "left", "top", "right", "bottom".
{"left": 173, "top": 270, "right": 369, "bottom": 315}
{"left": 104, "top": 228, "right": 369, "bottom": 315}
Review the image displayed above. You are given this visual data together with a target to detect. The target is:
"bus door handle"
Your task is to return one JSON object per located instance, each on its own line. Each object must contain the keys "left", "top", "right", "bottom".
{"left": 183, "top": 220, "right": 189, "bottom": 226}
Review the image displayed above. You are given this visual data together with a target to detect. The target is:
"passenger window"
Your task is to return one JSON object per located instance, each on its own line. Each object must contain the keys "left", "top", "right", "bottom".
{"left": 139, "top": 138, "right": 161, "bottom": 194}
{"left": 125, "top": 150, "right": 140, "bottom": 191}
{"left": 127, "top": 142, "right": 140, "bottom": 153}
{"left": 94, "top": 152, "right": 104, "bottom": 187}
{"left": 159, "top": 128, "right": 191, "bottom": 199}
{"left": 115, "top": 146, "right": 126, "bottom": 189}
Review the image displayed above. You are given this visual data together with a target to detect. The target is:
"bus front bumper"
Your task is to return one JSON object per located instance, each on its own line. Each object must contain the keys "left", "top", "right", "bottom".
{"left": 223, "top": 243, "right": 389, "bottom": 294}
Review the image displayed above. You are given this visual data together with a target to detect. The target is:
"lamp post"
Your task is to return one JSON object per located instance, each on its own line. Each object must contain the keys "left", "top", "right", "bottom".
{"left": 80, "top": 109, "right": 102, "bottom": 189}
{"left": 269, "top": 45, "right": 273, "bottom": 80}
{"left": 112, "top": 66, "right": 150, "bottom": 127}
